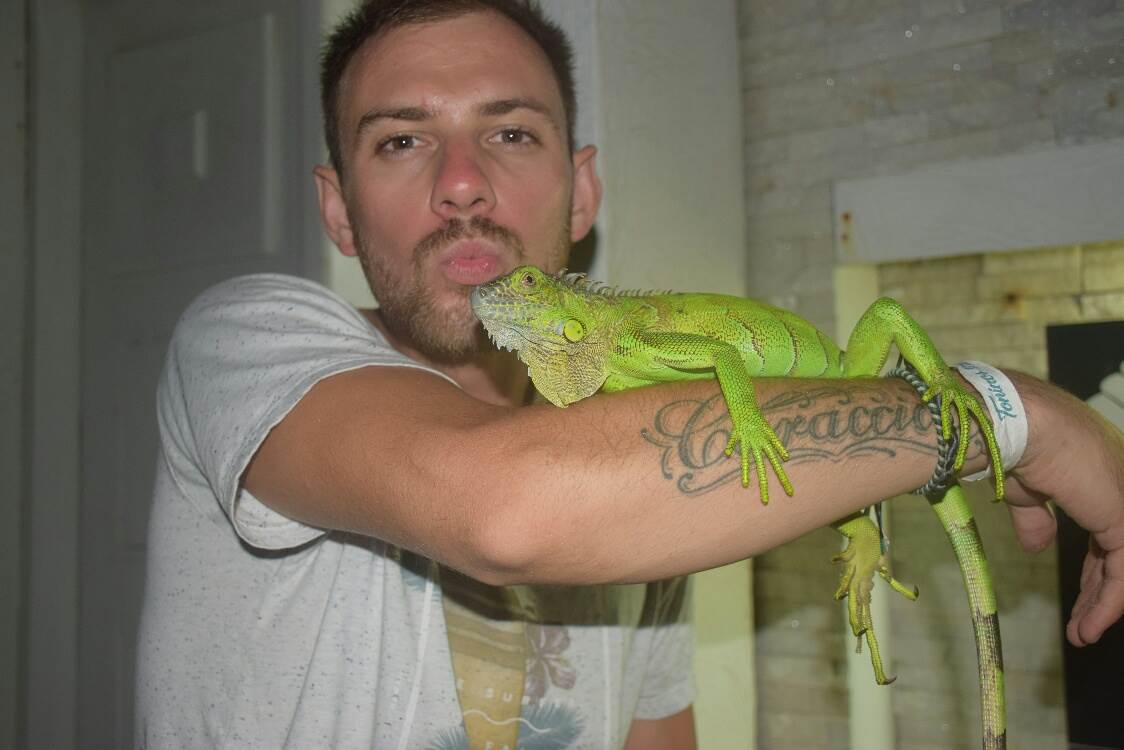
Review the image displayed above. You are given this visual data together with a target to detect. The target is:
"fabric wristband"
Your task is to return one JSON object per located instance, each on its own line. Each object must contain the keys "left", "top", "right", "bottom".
{"left": 954, "top": 361, "right": 1028, "bottom": 481}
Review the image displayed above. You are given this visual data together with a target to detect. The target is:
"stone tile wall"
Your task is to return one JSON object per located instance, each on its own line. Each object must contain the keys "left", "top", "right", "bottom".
{"left": 738, "top": 1, "right": 1124, "bottom": 747}
{"left": 740, "top": 0, "right": 1124, "bottom": 331}
{"left": 878, "top": 240, "right": 1124, "bottom": 750}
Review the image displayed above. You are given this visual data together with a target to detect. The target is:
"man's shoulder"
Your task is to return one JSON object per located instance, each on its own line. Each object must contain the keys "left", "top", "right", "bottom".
{"left": 189, "top": 272, "right": 340, "bottom": 310}
{"left": 173, "top": 272, "right": 370, "bottom": 336}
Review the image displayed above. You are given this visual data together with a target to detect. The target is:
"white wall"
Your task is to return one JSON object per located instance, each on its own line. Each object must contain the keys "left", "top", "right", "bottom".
{"left": 320, "top": 0, "right": 377, "bottom": 307}
{"left": 592, "top": 3, "right": 754, "bottom": 748}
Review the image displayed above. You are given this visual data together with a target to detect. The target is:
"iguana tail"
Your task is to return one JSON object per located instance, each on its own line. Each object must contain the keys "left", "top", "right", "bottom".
{"left": 929, "top": 483, "right": 1006, "bottom": 750}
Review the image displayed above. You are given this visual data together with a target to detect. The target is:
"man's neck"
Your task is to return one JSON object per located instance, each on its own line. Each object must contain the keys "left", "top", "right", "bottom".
{"left": 360, "top": 308, "right": 531, "bottom": 407}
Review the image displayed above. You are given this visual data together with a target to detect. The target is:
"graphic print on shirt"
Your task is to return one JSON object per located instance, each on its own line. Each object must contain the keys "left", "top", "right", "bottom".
{"left": 437, "top": 569, "right": 585, "bottom": 750}
{"left": 431, "top": 701, "right": 584, "bottom": 750}
{"left": 524, "top": 623, "right": 577, "bottom": 703}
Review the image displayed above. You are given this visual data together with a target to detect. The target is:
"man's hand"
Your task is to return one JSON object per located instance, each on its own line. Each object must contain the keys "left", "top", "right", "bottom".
{"left": 1002, "top": 372, "right": 1124, "bottom": 646}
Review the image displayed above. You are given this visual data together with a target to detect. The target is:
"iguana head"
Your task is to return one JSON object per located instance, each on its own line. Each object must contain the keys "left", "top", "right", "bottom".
{"left": 470, "top": 265, "right": 609, "bottom": 406}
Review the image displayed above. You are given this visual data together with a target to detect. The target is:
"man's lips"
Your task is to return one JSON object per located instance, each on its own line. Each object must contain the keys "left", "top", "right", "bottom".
{"left": 438, "top": 241, "right": 506, "bottom": 286}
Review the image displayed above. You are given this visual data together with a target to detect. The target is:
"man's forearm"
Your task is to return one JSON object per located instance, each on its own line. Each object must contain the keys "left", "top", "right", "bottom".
{"left": 641, "top": 377, "right": 989, "bottom": 498}
{"left": 480, "top": 375, "right": 991, "bottom": 585}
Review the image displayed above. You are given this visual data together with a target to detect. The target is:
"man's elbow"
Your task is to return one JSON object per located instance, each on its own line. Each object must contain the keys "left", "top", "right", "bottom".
{"left": 463, "top": 485, "right": 553, "bottom": 587}
{"left": 438, "top": 417, "right": 603, "bottom": 587}
{"left": 455, "top": 444, "right": 577, "bottom": 586}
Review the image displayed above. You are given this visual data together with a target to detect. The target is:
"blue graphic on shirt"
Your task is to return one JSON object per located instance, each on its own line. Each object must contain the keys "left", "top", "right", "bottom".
{"left": 429, "top": 702, "right": 585, "bottom": 750}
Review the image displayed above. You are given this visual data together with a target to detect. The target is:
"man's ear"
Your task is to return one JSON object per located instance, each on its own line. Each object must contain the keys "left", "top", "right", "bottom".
{"left": 569, "top": 145, "right": 602, "bottom": 243}
{"left": 313, "top": 165, "right": 358, "bottom": 257}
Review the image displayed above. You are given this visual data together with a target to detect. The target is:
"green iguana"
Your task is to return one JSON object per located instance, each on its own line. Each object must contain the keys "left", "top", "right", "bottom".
{"left": 471, "top": 265, "right": 1008, "bottom": 750}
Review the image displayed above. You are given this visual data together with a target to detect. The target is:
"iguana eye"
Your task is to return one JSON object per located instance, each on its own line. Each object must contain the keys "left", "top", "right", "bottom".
{"left": 563, "top": 319, "right": 585, "bottom": 343}
{"left": 521, "top": 272, "right": 535, "bottom": 287}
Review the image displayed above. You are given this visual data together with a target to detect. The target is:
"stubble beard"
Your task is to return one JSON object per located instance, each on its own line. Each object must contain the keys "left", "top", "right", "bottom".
{"left": 354, "top": 214, "right": 571, "bottom": 365}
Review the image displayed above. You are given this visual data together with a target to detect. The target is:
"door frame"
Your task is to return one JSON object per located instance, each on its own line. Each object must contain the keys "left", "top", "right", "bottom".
{"left": 23, "top": 0, "right": 328, "bottom": 745}
{"left": 2, "top": 1, "right": 29, "bottom": 747}
{"left": 25, "top": 0, "right": 83, "bottom": 746}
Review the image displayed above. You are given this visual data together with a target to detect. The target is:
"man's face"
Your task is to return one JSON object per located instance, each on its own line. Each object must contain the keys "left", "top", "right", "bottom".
{"left": 316, "top": 11, "right": 599, "bottom": 363}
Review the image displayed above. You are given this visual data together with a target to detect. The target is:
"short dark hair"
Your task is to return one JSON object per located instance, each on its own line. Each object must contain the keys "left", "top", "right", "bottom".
{"left": 320, "top": 0, "right": 577, "bottom": 178}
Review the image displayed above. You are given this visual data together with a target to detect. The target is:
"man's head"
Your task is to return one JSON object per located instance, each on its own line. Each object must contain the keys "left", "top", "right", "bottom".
{"left": 314, "top": 0, "right": 601, "bottom": 364}
{"left": 321, "top": 0, "right": 578, "bottom": 180}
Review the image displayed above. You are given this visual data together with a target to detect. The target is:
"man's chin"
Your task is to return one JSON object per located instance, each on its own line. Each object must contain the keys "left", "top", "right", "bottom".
{"left": 412, "top": 327, "right": 494, "bottom": 365}
{"left": 366, "top": 271, "right": 502, "bottom": 364}
{"left": 398, "top": 300, "right": 495, "bottom": 364}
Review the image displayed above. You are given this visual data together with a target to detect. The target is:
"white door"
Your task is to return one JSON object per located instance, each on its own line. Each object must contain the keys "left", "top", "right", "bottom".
{"left": 79, "top": 1, "right": 323, "bottom": 745}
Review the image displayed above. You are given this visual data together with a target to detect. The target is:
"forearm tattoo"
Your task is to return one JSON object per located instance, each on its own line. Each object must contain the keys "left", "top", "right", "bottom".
{"left": 640, "top": 382, "right": 987, "bottom": 496}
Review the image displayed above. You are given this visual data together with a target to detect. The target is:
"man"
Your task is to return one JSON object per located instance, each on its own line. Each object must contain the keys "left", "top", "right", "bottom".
{"left": 136, "top": 0, "right": 1124, "bottom": 748}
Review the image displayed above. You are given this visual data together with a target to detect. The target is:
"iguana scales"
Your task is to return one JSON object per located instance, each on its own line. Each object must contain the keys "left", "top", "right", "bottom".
{"left": 471, "top": 265, "right": 1008, "bottom": 750}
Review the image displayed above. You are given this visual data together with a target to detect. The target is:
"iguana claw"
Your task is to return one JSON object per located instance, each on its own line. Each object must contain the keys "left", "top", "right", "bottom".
{"left": 919, "top": 367, "right": 1006, "bottom": 501}
{"left": 725, "top": 414, "right": 792, "bottom": 503}
{"left": 833, "top": 515, "right": 919, "bottom": 685}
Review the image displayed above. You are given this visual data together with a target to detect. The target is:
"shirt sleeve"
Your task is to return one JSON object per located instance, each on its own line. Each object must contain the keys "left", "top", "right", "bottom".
{"left": 633, "top": 575, "right": 697, "bottom": 720}
{"left": 156, "top": 273, "right": 457, "bottom": 551}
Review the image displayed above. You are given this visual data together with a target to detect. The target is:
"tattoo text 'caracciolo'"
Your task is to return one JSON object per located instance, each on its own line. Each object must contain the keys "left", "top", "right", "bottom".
{"left": 640, "top": 383, "right": 983, "bottom": 496}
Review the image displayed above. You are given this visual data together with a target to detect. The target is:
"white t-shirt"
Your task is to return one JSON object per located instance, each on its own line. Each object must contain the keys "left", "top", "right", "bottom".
{"left": 135, "top": 274, "right": 694, "bottom": 749}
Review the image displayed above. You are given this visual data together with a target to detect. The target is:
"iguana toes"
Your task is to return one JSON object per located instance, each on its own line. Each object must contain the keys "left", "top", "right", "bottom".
{"left": 471, "top": 266, "right": 1009, "bottom": 749}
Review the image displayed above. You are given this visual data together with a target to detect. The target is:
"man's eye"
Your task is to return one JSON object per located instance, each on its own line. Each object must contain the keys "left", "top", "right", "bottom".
{"left": 494, "top": 128, "right": 538, "bottom": 146}
{"left": 377, "top": 135, "right": 419, "bottom": 154}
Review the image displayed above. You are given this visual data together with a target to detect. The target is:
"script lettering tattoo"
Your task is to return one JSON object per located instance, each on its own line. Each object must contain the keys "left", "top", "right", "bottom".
{"left": 640, "top": 383, "right": 984, "bottom": 496}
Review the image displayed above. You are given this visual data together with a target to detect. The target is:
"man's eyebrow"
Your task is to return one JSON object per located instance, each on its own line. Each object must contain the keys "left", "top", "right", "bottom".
{"left": 354, "top": 98, "right": 561, "bottom": 140}
{"left": 478, "top": 97, "right": 553, "bottom": 119}
{"left": 355, "top": 106, "right": 433, "bottom": 139}
{"left": 480, "top": 97, "right": 563, "bottom": 138}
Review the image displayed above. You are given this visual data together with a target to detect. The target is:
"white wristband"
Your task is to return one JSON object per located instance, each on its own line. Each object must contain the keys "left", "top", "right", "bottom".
{"left": 954, "top": 361, "right": 1028, "bottom": 481}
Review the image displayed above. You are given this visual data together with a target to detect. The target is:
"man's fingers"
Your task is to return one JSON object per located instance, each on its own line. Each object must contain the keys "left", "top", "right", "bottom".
{"left": 1005, "top": 502, "right": 1056, "bottom": 554}
{"left": 1067, "top": 543, "right": 1124, "bottom": 647}
{"left": 1067, "top": 580, "right": 1124, "bottom": 647}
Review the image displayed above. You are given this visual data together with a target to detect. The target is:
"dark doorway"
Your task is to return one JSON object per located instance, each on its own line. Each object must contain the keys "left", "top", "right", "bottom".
{"left": 1046, "top": 320, "right": 1124, "bottom": 750}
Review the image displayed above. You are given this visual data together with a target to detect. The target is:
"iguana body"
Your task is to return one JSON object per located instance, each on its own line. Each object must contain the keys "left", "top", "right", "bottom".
{"left": 471, "top": 266, "right": 1008, "bottom": 749}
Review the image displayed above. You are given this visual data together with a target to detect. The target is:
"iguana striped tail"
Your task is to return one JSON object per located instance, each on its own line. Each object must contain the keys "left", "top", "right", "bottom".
{"left": 930, "top": 483, "right": 1006, "bottom": 750}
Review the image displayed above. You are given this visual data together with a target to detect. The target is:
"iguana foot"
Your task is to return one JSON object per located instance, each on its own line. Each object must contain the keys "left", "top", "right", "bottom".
{"left": 919, "top": 367, "right": 1006, "bottom": 501}
{"left": 724, "top": 412, "right": 791, "bottom": 503}
{"left": 832, "top": 515, "right": 919, "bottom": 685}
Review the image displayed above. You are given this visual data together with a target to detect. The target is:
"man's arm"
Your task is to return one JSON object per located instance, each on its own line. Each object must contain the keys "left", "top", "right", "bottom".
{"left": 243, "top": 367, "right": 938, "bottom": 581}
{"left": 242, "top": 364, "right": 1124, "bottom": 640}
{"left": 623, "top": 707, "right": 697, "bottom": 750}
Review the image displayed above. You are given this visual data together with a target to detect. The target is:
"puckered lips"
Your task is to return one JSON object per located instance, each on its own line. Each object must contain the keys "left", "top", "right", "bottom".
{"left": 438, "top": 240, "right": 506, "bottom": 286}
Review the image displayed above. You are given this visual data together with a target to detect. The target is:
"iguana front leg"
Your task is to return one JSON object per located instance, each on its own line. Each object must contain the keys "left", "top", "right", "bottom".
{"left": 842, "top": 298, "right": 1004, "bottom": 499}
{"left": 636, "top": 331, "right": 792, "bottom": 503}
{"left": 841, "top": 297, "right": 1007, "bottom": 749}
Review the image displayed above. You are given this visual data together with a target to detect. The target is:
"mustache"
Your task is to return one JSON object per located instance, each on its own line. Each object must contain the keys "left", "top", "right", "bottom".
{"left": 414, "top": 216, "right": 525, "bottom": 261}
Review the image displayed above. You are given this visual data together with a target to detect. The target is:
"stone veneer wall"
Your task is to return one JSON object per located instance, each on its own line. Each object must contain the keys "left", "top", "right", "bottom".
{"left": 878, "top": 240, "right": 1124, "bottom": 750}
{"left": 737, "top": 1, "right": 1124, "bottom": 747}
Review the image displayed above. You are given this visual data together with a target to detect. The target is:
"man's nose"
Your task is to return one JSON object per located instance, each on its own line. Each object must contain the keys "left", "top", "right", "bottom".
{"left": 430, "top": 140, "right": 497, "bottom": 220}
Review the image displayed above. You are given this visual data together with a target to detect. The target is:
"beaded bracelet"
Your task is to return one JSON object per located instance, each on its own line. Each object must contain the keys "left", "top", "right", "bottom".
{"left": 887, "top": 360, "right": 960, "bottom": 498}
